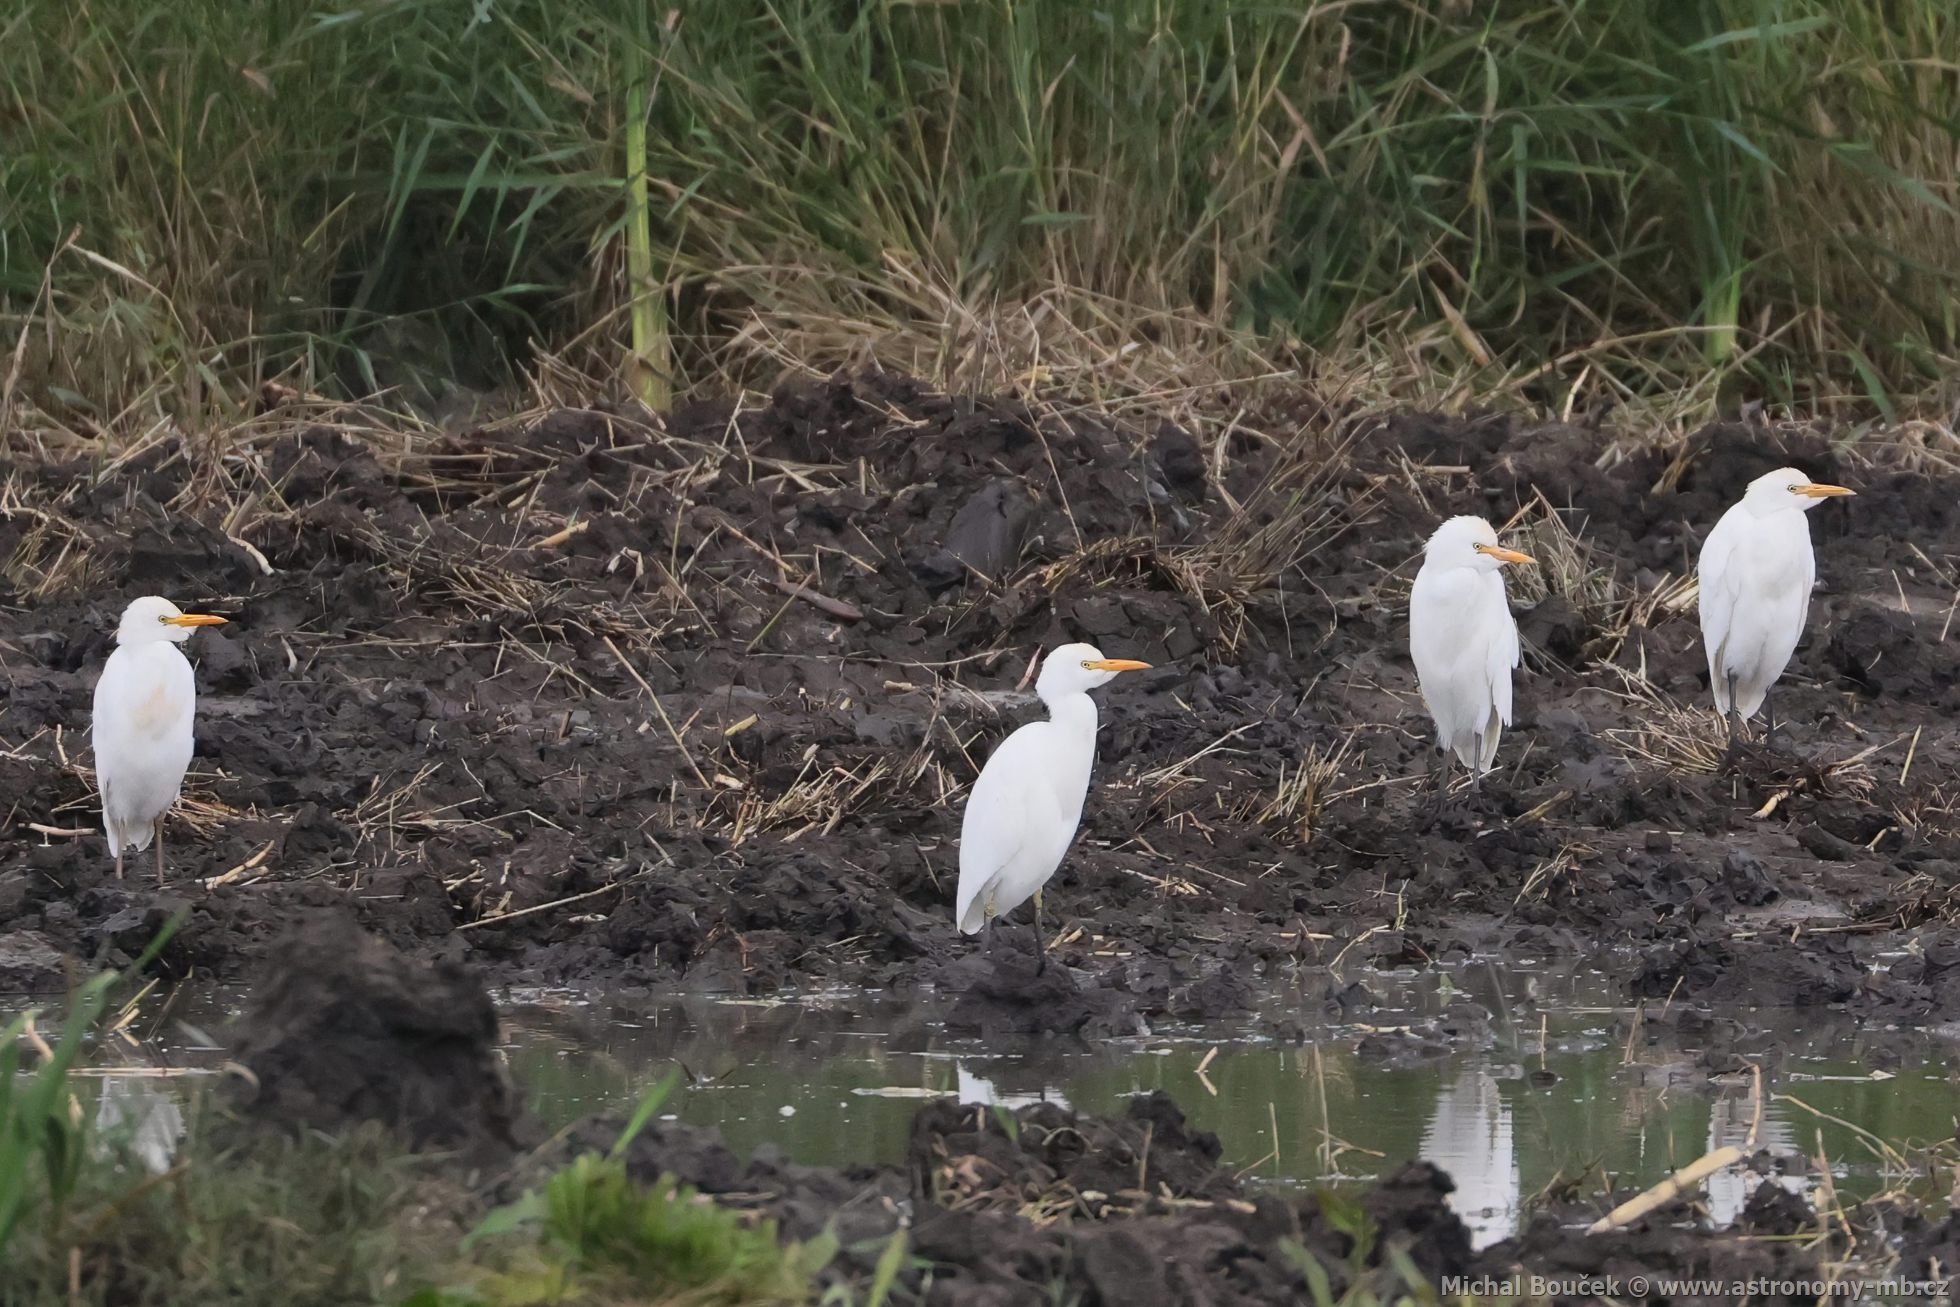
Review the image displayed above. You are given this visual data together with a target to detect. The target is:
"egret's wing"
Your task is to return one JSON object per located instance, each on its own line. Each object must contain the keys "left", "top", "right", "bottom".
{"left": 955, "top": 722, "right": 1047, "bottom": 932}
{"left": 1487, "top": 591, "right": 1521, "bottom": 727}
{"left": 1697, "top": 506, "right": 1746, "bottom": 688}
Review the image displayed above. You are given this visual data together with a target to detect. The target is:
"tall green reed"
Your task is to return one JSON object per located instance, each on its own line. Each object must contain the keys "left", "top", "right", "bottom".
{"left": 2, "top": 0, "right": 1955, "bottom": 422}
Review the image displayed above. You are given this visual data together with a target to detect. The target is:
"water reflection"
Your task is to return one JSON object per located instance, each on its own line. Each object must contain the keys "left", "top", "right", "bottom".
{"left": 1421, "top": 1065, "right": 1518, "bottom": 1249}
{"left": 92, "top": 1072, "right": 185, "bottom": 1174}
{"left": 1704, "top": 1084, "right": 1808, "bottom": 1227}
{"left": 956, "top": 1062, "right": 1072, "bottom": 1111}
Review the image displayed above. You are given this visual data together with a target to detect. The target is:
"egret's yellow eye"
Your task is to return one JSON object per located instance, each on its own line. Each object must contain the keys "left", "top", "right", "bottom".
{"left": 1788, "top": 484, "right": 1803, "bottom": 494}
{"left": 1080, "top": 660, "right": 1093, "bottom": 670}
{"left": 157, "top": 614, "right": 169, "bottom": 624}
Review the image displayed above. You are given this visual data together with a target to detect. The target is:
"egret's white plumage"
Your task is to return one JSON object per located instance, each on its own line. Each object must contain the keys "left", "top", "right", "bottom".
{"left": 90, "top": 596, "right": 227, "bottom": 881}
{"left": 1409, "top": 516, "right": 1534, "bottom": 778}
{"left": 954, "top": 643, "right": 1150, "bottom": 958}
{"left": 1697, "top": 467, "right": 1853, "bottom": 731}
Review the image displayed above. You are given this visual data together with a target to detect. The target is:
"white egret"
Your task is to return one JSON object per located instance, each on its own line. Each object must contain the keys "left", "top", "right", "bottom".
{"left": 955, "top": 642, "right": 1151, "bottom": 970}
{"left": 1697, "top": 467, "right": 1853, "bottom": 747}
{"left": 90, "top": 596, "right": 227, "bottom": 882}
{"left": 1409, "top": 516, "right": 1535, "bottom": 791}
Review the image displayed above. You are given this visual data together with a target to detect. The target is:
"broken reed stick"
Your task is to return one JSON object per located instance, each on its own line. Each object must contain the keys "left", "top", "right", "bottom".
{"left": 599, "top": 634, "right": 713, "bottom": 792}
{"left": 532, "top": 518, "right": 590, "bottom": 549}
{"left": 1585, "top": 1148, "right": 1748, "bottom": 1234}
{"left": 201, "top": 840, "right": 276, "bottom": 889}
{"left": 457, "top": 880, "right": 628, "bottom": 931}
{"left": 1587, "top": 1064, "right": 1762, "bottom": 1234}
{"left": 771, "top": 577, "right": 862, "bottom": 622}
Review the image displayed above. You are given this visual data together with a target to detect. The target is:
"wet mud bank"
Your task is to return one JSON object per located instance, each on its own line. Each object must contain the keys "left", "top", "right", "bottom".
{"left": 5, "top": 375, "right": 1960, "bottom": 1023}
{"left": 208, "top": 927, "right": 1873, "bottom": 1305}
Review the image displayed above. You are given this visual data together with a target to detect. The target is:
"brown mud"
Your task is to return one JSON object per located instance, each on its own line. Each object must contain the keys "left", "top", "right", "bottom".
{"left": 5, "top": 375, "right": 1960, "bottom": 1031}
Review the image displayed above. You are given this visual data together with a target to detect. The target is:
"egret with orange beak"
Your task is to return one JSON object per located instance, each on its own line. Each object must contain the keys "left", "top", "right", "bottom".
{"left": 955, "top": 642, "right": 1151, "bottom": 971}
{"left": 90, "top": 596, "right": 228, "bottom": 882}
{"left": 1409, "top": 516, "right": 1536, "bottom": 792}
{"left": 1698, "top": 467, "right": 1854, "bottom": 749}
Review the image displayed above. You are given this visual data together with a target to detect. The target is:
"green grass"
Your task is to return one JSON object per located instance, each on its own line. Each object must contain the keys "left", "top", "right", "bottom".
{"left": 2, "top": 1125, "right": 463, "bottom": 1307}
{"left": 409, "top": 1155, "right": 836, "bottom": 1307}
{"left": 410, "top": 1071, "right": 841, "bottom": 1307}
{"left": 2, "top": 0, "right": 1957, "bottom": 425}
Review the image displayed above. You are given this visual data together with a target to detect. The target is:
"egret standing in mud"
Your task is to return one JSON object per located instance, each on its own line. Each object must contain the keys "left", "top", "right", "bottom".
{"left": 1409, "top": 516, "right": 1535, "bottom": 793}
{"left": 1697, "top": 467, "right": 1854, "bottom": 750}
{"left": 955, "top": 643, "right": 1151, "bottom": 971}
{"left": 90, "top": 596, "right": 227, "bottom": 883}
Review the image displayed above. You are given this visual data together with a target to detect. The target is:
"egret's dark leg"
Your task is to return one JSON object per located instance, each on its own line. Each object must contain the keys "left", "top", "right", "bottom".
{"left": 1032, "top": 889, "right": 1047, "bottom": 976}
{"left": 113, "top": 850, "right": 124, "bottom": 880}
{"left": 1469, "top": 733, "right": 1485, "bottom": 795}
{"left": 1723, "top": 672, "right": 1745, "bottom": 764}
{"left": 1429, "top": 746, "right": 1453, "bottom": 818}
{"left": 154, "top": 825, "right": 166, "bottom": 886}
{"left": 1763, "top": 686, "right": 1779, "bottom": 751}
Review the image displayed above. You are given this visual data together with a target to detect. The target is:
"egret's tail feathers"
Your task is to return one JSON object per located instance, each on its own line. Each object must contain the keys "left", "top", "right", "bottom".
{"left": 1710, "top": 658, "right": 1770, "bottom": 722}
{"left": 1477, "top": 714, "right": 1503, "bottom": 773}
{"left": 104, "top": 815, "right": 155, "bottom": 858}
{"left": 1445, "top": 724, "right": 1502, "bottom": 775}
{"left": 954, "top": 878, "right": 992, "bottom": 935}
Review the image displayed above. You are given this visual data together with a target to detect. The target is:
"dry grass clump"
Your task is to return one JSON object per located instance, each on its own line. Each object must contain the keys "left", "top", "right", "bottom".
{"left": 726, "top": 752, "right": 892, "bottom": 846}
{"left": 1504, "top": 491, "right": 1633, "bottom": 666}
{"left": 1257, "top": 740, "right": 1354, "bottom": 845}
{"left": 1601, "top": 688, "right": 1737, "bottom": 777}
{"left": 0, "top": 476, "right": 99, "bottom": 600}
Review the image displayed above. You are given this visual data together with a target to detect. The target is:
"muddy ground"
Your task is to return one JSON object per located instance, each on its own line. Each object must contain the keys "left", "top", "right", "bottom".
{"left": 6, "top": 373, "right": 1960, "bottom": 1027}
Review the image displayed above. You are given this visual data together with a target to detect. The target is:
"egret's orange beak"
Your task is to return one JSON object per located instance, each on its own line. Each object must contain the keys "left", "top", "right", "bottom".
{"left": 1084, "top": 658, "right": 1151, "bottom": 672}
{"left": 1474, "top": 543, "right": 1536, "bottom": 566}
{"left": 162, "top": 613, "right": 228, "bottom": 627}
{"left": 1793, "top": 482, "right": 1855, "bottom": 498}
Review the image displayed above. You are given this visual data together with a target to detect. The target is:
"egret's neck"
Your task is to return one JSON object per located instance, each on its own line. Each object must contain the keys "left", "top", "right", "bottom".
{"left": 1040, "top": 688, "right": 1099, "bottom": 741}
{"left": 1040, "top": 689, "right": 1101, "bottom": 832}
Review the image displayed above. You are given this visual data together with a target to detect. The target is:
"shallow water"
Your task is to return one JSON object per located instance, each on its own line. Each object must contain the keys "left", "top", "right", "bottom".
{"left": 20, "top": 960, "right": 1959, "bottom": 1249}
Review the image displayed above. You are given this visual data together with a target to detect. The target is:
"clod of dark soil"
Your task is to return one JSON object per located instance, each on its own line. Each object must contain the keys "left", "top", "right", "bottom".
{"left": 1484, "top": 1203, "right": 1826, "bottom": 1307}
{"left": 910, "top": 1090, "right": 1231, "bottom": 1215}
{"left": 224, "top": 919, "right": 516, "bottom": 1158}
{"left": 0, "top": 930, "right": 68, "bottom": 991}
{"left": 1629, "top": 934, "right": 1869, "bottom": 1007}
{"left": 940, "top": 931, "right": 1145, "bottom": 1037}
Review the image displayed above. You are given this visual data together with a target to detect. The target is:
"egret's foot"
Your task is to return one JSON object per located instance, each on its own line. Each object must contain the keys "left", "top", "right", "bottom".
{"left": 1417, "top": 780, "right": 1453, "bottom": 830}
{"left": 1720, "top": 736, "right": 1758, "bottom": 775}
{"left": 1721, "top": 712, "right": 1749, "bottom": 772}
{"left": 1418, "top": 750, "right": 1454, "bottom": 825}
